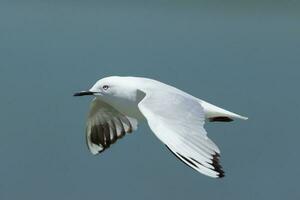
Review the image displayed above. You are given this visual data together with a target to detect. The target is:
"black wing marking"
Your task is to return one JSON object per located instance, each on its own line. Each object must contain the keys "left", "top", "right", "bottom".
{"left": 165, "top": 145, "right": 225, "bottom": 178}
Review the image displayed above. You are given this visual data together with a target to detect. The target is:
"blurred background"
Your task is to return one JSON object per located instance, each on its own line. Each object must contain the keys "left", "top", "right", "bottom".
{"left": 0, "top": 0, "right": 299, "bottom": 199}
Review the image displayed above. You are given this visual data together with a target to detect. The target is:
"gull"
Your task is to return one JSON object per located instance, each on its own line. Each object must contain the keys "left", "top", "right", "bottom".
{"left": 74, "top": 76, "right": 247, "bottom": 178}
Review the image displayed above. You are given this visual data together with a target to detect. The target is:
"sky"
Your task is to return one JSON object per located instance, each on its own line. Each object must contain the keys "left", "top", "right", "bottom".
{"left": 0, "top": 1, "right": 299, "bottom": 199}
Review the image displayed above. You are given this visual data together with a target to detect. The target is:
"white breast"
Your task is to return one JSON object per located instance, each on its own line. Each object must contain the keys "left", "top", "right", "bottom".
{"left": 98, "top": 96, "right": 145, "bottom": 120}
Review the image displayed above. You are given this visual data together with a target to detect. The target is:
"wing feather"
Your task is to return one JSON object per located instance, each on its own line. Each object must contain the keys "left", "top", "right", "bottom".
{"left": 138, "top": 90, "right": 224, "bottom": 178}
{"left": 86, "top": 98, "right": 138, "bottom": 155}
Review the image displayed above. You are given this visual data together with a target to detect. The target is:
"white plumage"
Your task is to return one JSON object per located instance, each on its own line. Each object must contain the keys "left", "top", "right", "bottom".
{"left": 74, "top": 76, "right": 247, "bottom": 178}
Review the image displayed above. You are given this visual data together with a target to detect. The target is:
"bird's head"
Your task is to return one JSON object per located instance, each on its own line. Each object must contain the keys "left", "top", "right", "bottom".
{"left": 73, "top": 76, "right": 141, "bottom": 102}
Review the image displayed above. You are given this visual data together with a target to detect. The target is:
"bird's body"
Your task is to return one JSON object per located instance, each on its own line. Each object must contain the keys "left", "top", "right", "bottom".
{"left": 74, "top": 76, "right": 247, "bottom": 178}
{"left": 90, "top": 76, "right": 246, "bottom": 121}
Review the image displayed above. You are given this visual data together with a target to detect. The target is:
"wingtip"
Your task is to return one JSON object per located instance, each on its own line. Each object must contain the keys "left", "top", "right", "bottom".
{"left": 240, "top": 116, "right": 248, "bottom": 120}
{"left": 235, "top": 114, "right": 248, "bottom": 120}
{"left": 218, "top": 172, "right": 225, "bottom": 178}
{"left": 212, "top": 153, "right": 225, "bottom": 178}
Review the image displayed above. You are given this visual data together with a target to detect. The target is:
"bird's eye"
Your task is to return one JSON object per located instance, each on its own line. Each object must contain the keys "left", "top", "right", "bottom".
{"left": 102, "top": 85, "right": 109, "bottom": 90}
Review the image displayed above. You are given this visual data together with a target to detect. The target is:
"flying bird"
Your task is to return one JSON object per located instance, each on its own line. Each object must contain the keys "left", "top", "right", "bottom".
{"left": 74, "top": 76, "right": 247, "bottom": 178}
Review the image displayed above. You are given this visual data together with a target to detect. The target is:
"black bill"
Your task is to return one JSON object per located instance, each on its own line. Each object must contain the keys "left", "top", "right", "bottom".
{"left": 73, "top": 91, "right": 94, "bottom": 96}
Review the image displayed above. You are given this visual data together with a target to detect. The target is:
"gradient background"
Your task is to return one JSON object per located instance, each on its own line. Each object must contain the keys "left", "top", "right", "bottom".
{"left": 0, "top": 1, "right": 299, "bottom": 199}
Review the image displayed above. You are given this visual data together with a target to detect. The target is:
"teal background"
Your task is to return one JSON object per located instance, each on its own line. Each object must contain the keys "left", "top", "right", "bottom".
{"left": 0, "top": 1, "right": 299, "bottom": 199}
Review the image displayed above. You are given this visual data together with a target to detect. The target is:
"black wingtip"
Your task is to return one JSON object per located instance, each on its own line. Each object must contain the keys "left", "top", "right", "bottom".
{"left": 165, "top": 145, "right": 226, "bottom": 178}
{"left": 212, "top": 153, "right": 225, "bottom": 178}
{"left": 218, "top": 172, "right": 225, "bottom": 178}
{"left": 209, "top": 117, "right": 233, "bottom": 122}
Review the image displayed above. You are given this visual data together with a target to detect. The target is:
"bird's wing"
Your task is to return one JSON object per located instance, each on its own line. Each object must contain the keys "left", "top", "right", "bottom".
{"left": 137, "top": 90, "right": 224, "bottom": 178}
{"left": 86, "top": 98, "right": 138, "bottom": 155}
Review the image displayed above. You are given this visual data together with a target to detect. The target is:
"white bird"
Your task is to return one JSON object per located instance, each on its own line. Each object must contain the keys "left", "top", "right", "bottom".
{"left": 74, "top": 76, "right": 247, "bottom": 178}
